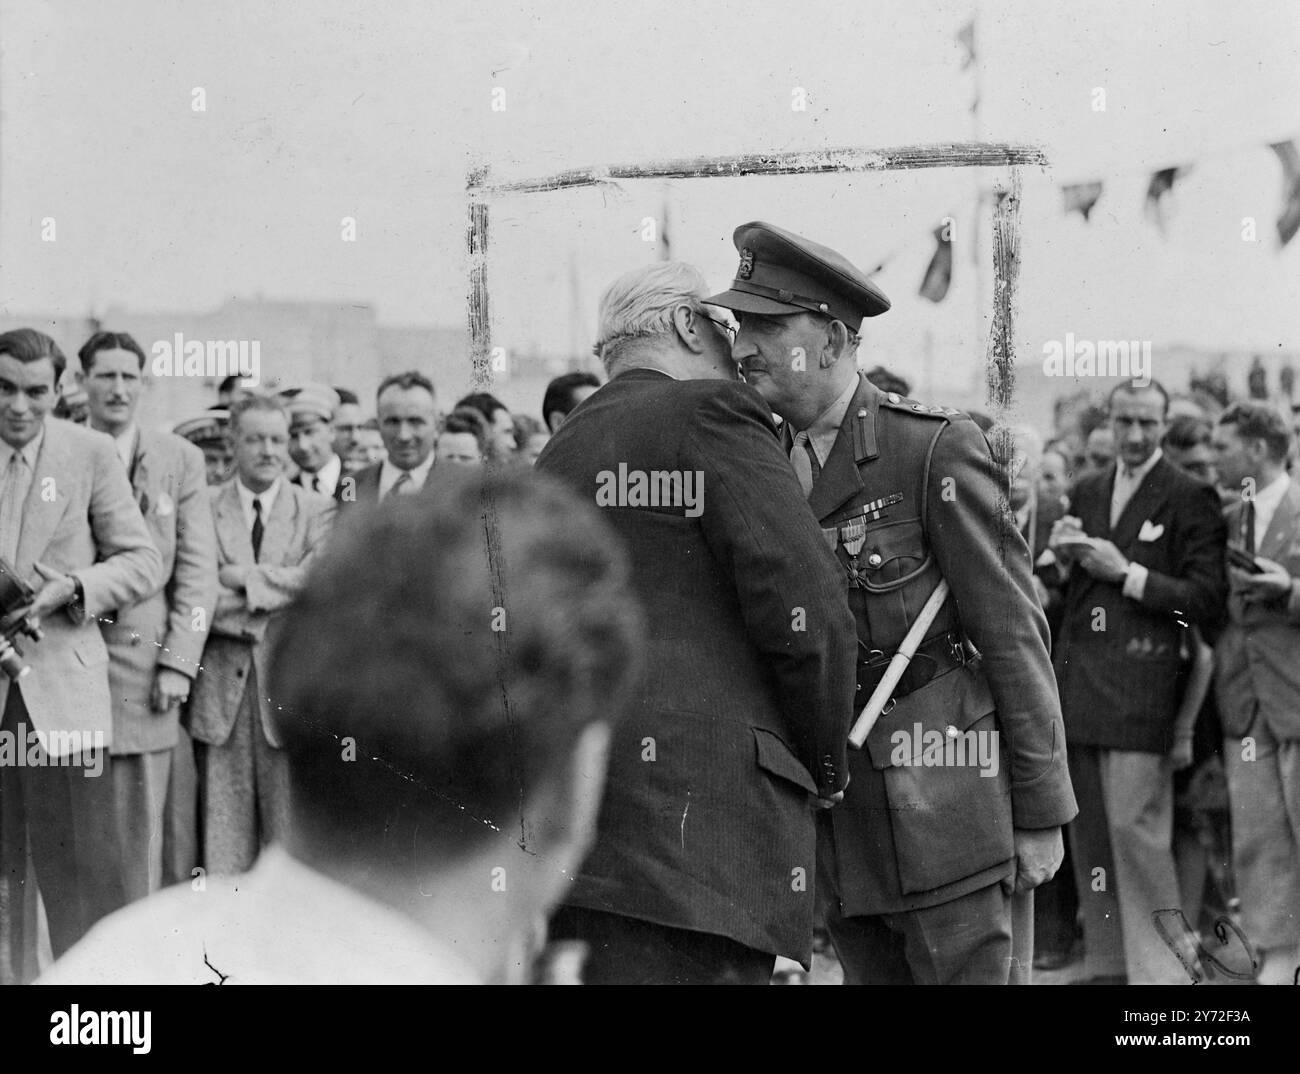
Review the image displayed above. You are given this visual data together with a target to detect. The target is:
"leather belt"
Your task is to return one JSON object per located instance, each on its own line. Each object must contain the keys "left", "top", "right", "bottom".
{"left": 856, "top": 630, "right": 975, "bottom": 705}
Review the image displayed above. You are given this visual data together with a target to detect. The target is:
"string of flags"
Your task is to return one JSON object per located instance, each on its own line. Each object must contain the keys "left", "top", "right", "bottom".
{"left": 916, "top": 132, "right": 1300, "bottom": 303}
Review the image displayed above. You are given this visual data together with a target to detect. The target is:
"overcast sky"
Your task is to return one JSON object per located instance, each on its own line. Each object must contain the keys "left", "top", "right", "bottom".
{"left": 2, "top": 0, "right": 1297, "bottom": 388}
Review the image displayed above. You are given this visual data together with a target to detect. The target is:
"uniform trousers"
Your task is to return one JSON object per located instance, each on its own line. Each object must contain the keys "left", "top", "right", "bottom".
{"left": 823, "top": 881, "right": 1014, "bottom": 984}
{"left": 111, "top": 749, "right": 172, "bottom": 902}
{"left": 1068, "top": 744, "right": 1185, "bottom": 983}
{"left": 1224, "top": 720, "right": 1300, "bottom": 953}
{"left": 195, "top": 666, "right": 289, "bottom": 876}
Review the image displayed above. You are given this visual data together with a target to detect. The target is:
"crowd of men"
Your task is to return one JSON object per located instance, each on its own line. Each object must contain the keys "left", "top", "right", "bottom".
{"left": 2, "top": 218, "right": 1298, "bottom": 986}
{"left": 0, "top": 325, "right": 600, "bottom": 983}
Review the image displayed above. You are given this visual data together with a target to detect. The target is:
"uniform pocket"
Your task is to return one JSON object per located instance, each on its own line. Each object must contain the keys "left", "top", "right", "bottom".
{"left": 856, "top": 518, "right": 932, "bottom": 592}
{"left": 860, "top": 668, "right": 1014, "bottom": 894}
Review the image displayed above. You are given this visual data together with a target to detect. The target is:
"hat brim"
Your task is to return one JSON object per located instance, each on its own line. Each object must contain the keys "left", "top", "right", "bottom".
{"left": 702, "top": 288, "right": 806, "bottom": 318}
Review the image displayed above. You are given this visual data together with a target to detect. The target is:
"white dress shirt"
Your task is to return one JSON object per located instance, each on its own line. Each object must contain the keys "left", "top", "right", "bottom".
{"left": 0, "top": 425, "right": 44, "bottom": 562}
{"left": 378, "top": 454, "right": 435, "bottom": 500}
{"left": 236, "top": 477, "right": 282, "bottom": 531}
{"left": 1110, "top": 448, "right": 1165, "bottom": 601}
{"left": 301, "top": 453, "right": 342, "bottom": 497}
{"left": 112, "top": 424, "right": 139, "bottom": 470}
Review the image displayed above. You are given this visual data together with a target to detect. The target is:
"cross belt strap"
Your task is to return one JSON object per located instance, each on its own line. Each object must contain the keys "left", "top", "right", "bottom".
{"left": 855, "top": 629, "right": 977, "bottom": 704}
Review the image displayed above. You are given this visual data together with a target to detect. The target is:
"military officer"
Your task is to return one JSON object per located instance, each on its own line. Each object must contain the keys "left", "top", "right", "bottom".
{"left": 706, "top": 221, "right": 1078, "bottom": 984}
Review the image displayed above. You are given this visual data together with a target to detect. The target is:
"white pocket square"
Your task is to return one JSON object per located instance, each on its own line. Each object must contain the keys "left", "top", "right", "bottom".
{"left": 1138, "top": 521, "right": 1164, "bottom": 542}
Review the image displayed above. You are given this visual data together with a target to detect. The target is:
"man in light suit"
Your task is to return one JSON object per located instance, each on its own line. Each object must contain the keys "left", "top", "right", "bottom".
{"left": 77, "top": 331, "right": 218, "bottom": 902}
{"left": 1212, "top": 401, "right": 1300, "bottom": 985}
{"left": 538, "top": 261, "right": 857, "bottom": 984}
{"left": 345, "top": 371, "right": 440, "bottom": 506}
{"left": 1051, "top": 379, "right": 1227, "bottom": 983}
{"left": 0, "top": 328, "right": 162, "bottom": 971}
{"left": 187, "top": 393, "right": 332, "bottom": 874}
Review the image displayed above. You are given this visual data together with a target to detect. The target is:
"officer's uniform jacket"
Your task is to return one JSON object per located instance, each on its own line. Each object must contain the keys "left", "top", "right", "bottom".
{"left": 809, "top": 376, "right": 1078, "bottom": 916}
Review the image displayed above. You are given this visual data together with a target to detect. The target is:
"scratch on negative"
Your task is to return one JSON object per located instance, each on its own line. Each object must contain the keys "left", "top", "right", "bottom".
{"left": 680, "top": 792, "right": 691, "bottom": 850}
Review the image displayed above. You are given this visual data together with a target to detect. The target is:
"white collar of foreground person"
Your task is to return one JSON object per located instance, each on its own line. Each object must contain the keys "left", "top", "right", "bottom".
{"left": 36, "top": 843, "right": 543, "bottom": 984}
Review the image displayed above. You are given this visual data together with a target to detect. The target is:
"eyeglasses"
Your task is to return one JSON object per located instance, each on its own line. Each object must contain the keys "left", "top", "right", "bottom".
{"left": 700, "top": 312, "right": 737, "bottom": 344}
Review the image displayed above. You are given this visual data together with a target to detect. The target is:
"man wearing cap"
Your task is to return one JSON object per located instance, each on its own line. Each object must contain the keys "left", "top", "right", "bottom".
{"left": 175, "top": 412, "right": 234, "bottom": 487}
{"left": 77, "top": 331, "right": 219, "bottom": 902}
{"left": 708, "top": 221, "right": 1077, "bottom": 984}
{"left": 280, "top": 384, "right": 347, "bottom": 503}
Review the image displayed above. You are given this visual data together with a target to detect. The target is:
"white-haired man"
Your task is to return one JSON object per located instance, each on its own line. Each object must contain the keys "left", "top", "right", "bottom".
{"left": 536, "top": 261, "right": 858, "bottom": 984}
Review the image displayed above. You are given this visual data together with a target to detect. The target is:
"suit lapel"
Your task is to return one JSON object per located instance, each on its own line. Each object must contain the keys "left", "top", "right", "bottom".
{"left": 808, "top": 377, "right": 872, "bottom": 522}
{"left": 216, "top": 482, "right": 254, "bottom": 565}
{"left": 129, "top": 428, "right": 153, "bottom": 513}
{"left": 1111, "top": 457, "right": 1171, "bottom": 550}
{"left": 1260, "top": 481, "right": 1300, "bottom": 559}
{"left": 15, "top": 421, "right": 73, "bottom": 573}
{"left": 259, "top": 483, "right": 296, "bottom": 564}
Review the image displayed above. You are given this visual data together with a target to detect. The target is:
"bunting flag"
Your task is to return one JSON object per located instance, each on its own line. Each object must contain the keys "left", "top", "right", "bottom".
{"left": 1144, "top": 166, "right": 1185, "bottom": 234}
{"left": 1270, "top": 140, "right": 1300, "bottom": 247}
{"left": 656, "top": 187, "right": 674, "bottom": 261}
{"left": 1280, "top": 363, "right": 1295, "bottom": 401}
{"left": 1061, "top": 181, "right": 1104, "bottom": 221}
{"left": 955, "top": 19, "right": 976, "bottom": 70}
{"left": 918, "top": 223, "right": 953, "bottom": 303}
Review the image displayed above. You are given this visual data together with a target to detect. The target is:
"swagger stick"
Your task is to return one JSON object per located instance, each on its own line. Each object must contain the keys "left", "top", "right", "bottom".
{"left": 847, "top": 579, "right": 950, "bottom": 749}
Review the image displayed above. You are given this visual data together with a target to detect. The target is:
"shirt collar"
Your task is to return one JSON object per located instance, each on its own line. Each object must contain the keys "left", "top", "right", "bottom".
{"left": 1119, "top": 446, "right": 1163, "bottom": 483}
{"left": 112, "top": 423, "right": 139, "bottom": 469}
{"left": 800, "top": 373, "right": 860, "bottom": 465}
{"left": 1252, "top": 472, "right": 1291, "bottom": 515}
{"left": 304, "top": 453, "right": 342, "bottom": 494}
{"left": 237, "top": 476, "right": 282, "bottom": 519}
{"left": 380, "top": 452, "right": 435, "bottom": 496}
{"left": 0, "top": 424, "right": 46, "bottom": 470}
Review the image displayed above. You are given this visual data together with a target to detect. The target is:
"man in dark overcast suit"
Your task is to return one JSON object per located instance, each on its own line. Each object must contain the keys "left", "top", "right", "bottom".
{"left": 537, "top": 261, "right": 857, "bottom": 985}
{"left": 1050, "top": 379, "right": 1227, "bottom": 983}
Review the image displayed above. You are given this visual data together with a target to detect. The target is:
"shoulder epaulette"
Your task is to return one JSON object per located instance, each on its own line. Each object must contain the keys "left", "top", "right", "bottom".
{"left": 879, "top": 391, "right": 958, "bottom": 420}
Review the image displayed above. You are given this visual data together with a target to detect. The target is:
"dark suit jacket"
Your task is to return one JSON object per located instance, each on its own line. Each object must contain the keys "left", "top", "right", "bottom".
{"left": 338, "top": 462, "right": 380, "bottom": 508}
{"left": 536, "top": 368, "right": 857, "bottom": 963}
{"left": 1215, "top": 479, "right": 1300, "bottom": 740}
{"left": 1054, "top": 455, "right": 1227, "bottom": 752}
{"left": 807, "top": 378, "right": 1076, "bottom": 915}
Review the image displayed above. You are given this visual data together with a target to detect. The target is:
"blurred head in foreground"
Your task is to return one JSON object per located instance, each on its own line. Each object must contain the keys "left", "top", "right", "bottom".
{"left": 270, "top": 469, "right": 644, "bottom": 981}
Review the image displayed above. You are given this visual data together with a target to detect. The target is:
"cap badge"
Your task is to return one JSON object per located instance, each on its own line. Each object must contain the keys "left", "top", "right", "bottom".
{"left": 738, "top": 248, "right": 754, "bottom": 280}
